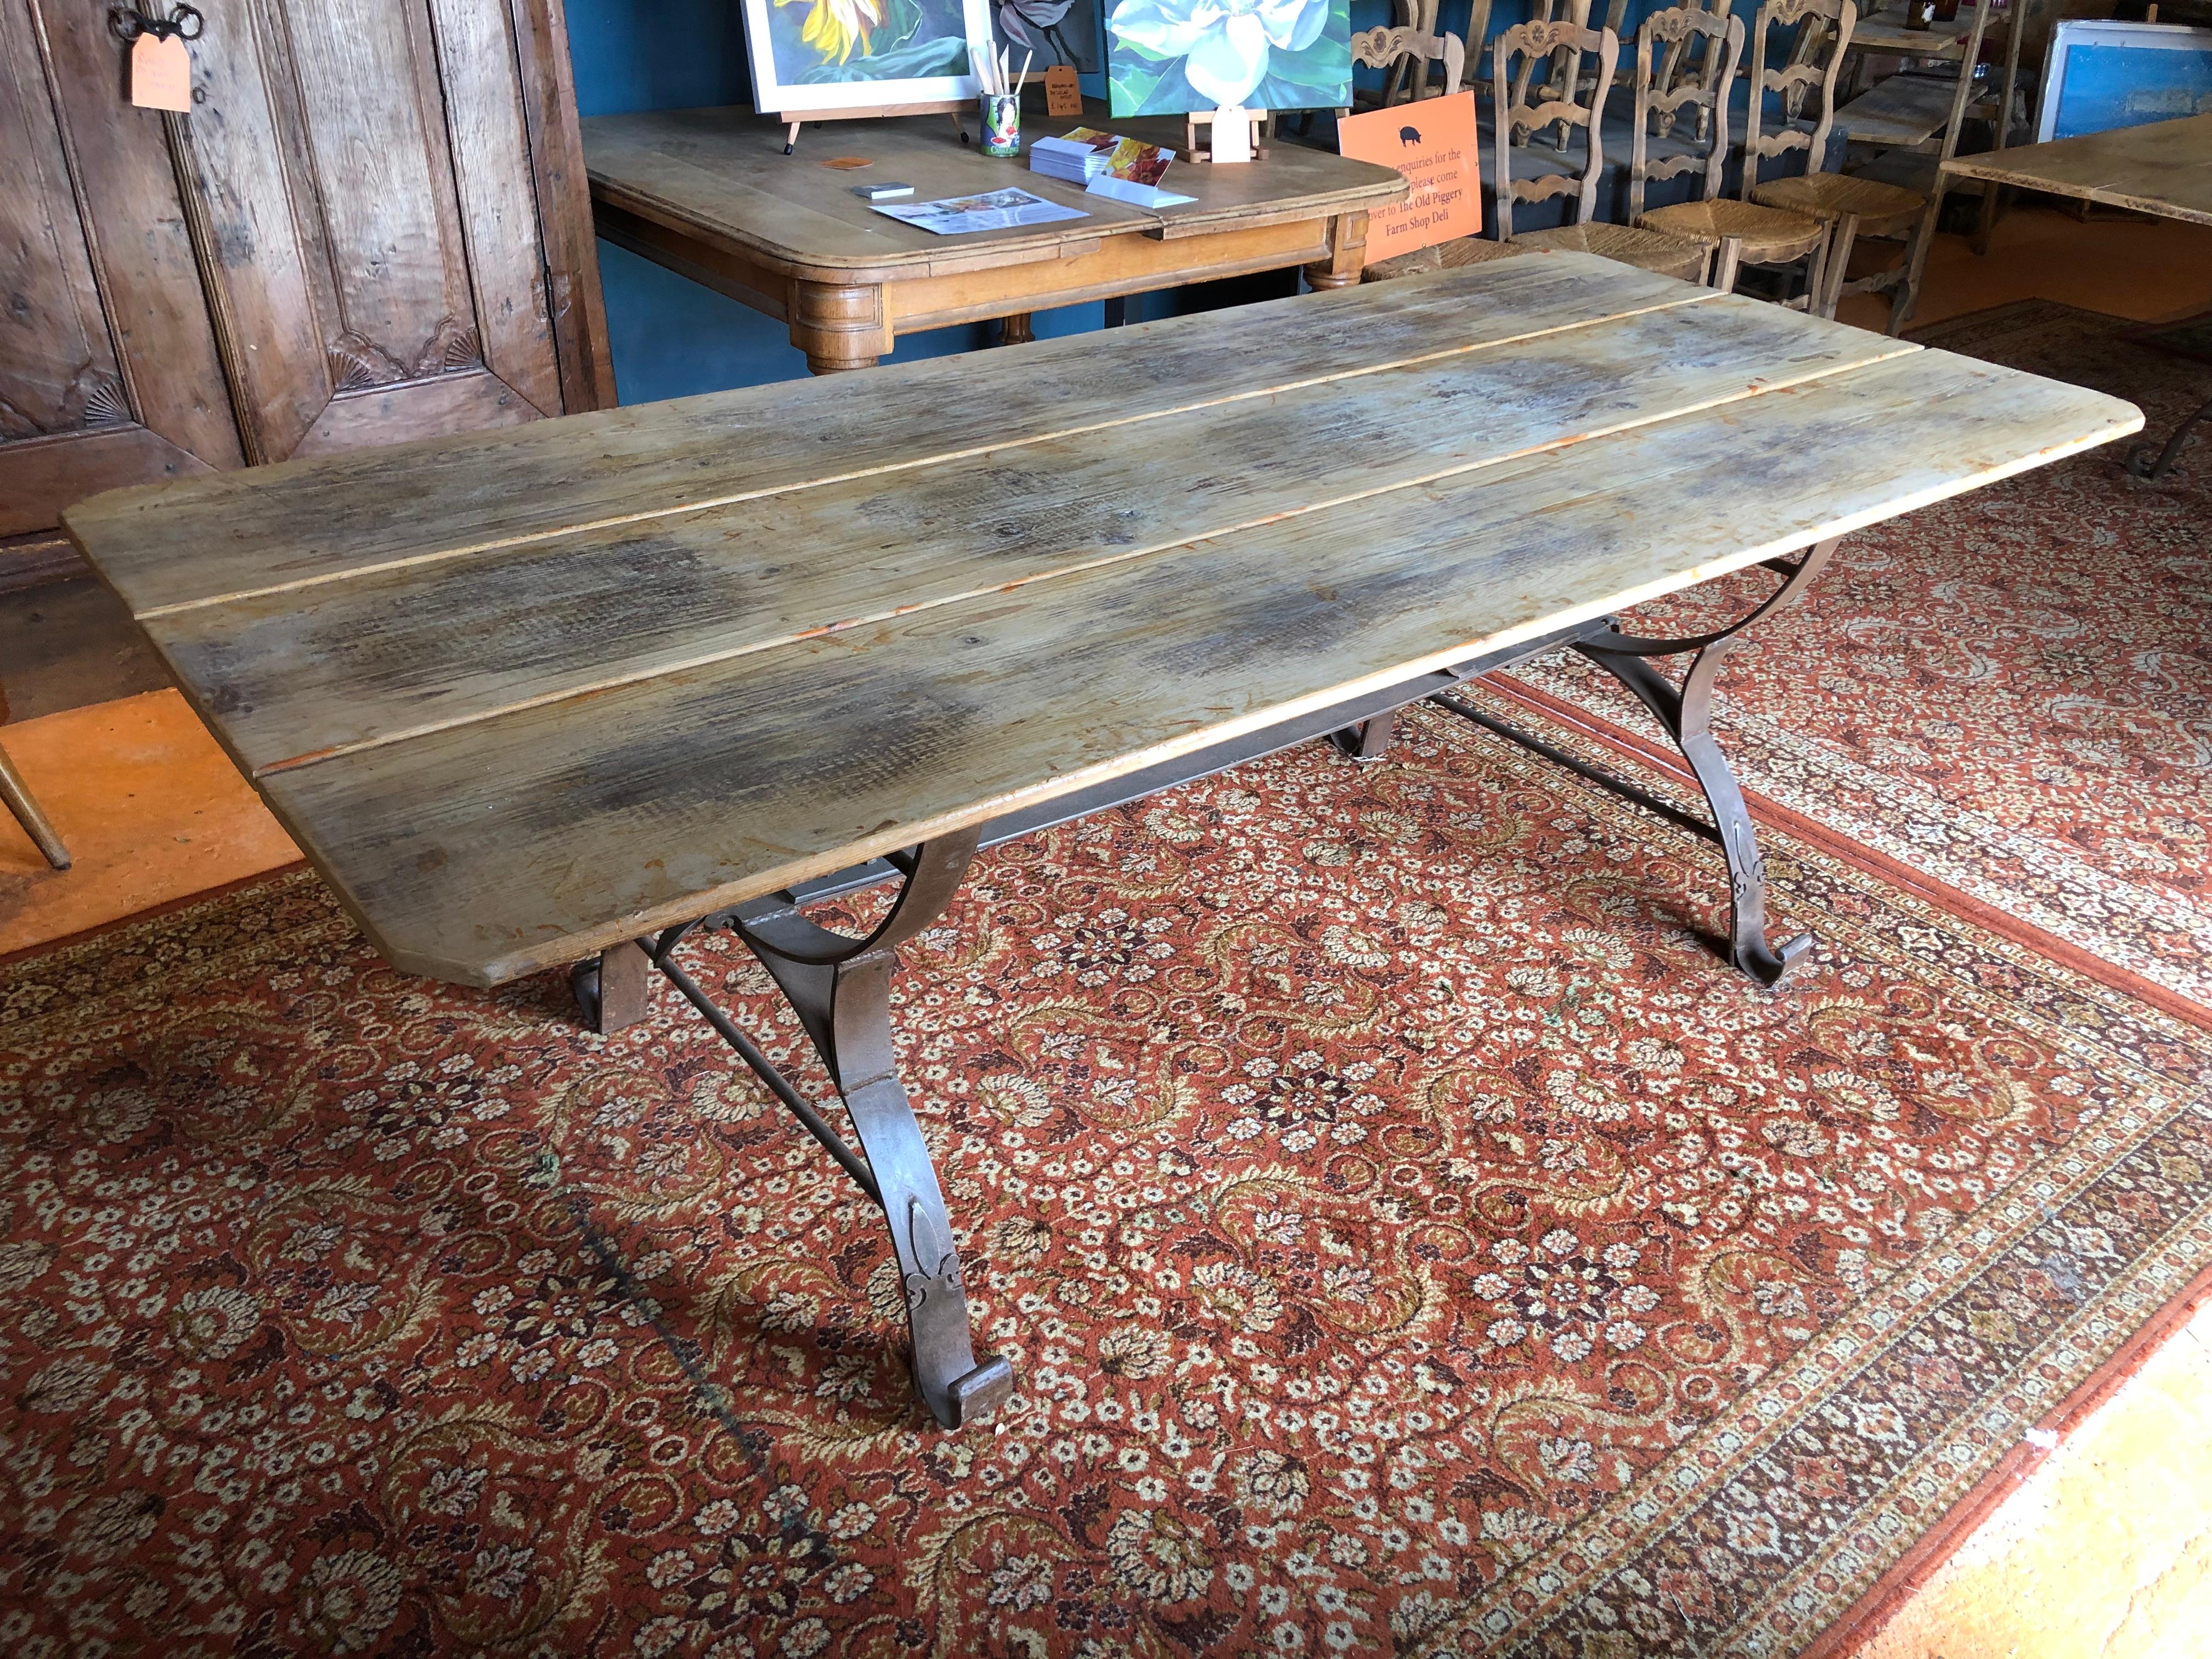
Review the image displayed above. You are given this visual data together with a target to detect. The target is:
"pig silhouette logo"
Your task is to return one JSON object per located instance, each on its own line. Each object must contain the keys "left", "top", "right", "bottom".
{"left": 1399, "top": 124, "right": 1421, "bottom": 145}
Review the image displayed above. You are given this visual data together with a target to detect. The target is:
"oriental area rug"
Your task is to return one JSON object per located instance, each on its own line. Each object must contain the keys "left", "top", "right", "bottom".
{"left": 1511, "top": 300, "right": 2212, "bottom": 1012}
{"left": 3, "top": 685, "right": 2210, "bottom": 1658}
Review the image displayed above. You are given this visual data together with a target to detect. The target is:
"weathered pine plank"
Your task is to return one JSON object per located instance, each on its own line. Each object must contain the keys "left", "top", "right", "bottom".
{"left": 161, "top": 297, "right": 1915, "bottom": 776}
{"left": 65, "top": 253, "right": 1711, "bottom": 616}
{"left": 259, "top": 348, "right": 2137, "bottom": 984}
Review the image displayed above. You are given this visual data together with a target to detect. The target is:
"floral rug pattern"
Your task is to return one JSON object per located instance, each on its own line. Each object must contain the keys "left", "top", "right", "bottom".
{"left": 3, "top": 695, "right": 2209, "bottom": 1658}
{"left": 1510, "top": 301, "right": 2212, "bottom": 1010}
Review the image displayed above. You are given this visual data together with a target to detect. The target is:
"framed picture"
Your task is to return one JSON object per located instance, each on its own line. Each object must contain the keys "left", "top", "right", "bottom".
{"left": 1104, "top": 0, "right": 1350, "bottom": 117}
{"left": 2035, "top": 19, "right": 2212, "bottom": 142}
{"left": 743, "top": 0, "right": 995, "bottom": 115}
{"left": 991, "top": 0, "right": 1104, "bottom": 76}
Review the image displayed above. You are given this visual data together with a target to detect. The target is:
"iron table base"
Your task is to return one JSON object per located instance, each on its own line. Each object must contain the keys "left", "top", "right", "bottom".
{"left": 2124, "top": 390, "right": 2211, "bottom": 482}
{"left": 574, "top": 542, "right": 1837, "bottom": 1427}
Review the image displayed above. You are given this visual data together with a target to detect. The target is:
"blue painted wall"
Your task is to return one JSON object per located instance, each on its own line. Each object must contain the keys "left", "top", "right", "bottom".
{"left": 563, "top": 0, "right": 1697, "bottom": 404}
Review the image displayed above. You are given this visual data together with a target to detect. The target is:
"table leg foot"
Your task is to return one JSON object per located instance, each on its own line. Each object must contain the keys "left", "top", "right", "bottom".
{"left": 2124, "top": 392, "right": 2211, "bottom": 482}
{"left": 1436, "top": 538, "right": 1840, "bottom": 986}
{"left": 573, "top": 938, "right": 654, "bottom": 1033}
{"left": 791, "top": 281, "right": 888, "bottom": 374}
{"left": 646, "top": 829, "right": 1013, "bottom": 1430}
{"left": 1328, "top": 713, "right": 1395, "bottom": 761}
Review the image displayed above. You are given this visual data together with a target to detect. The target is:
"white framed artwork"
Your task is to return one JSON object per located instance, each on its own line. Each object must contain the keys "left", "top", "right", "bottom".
{"left": 743, "top": 0, "right": 996, "bottom": 115}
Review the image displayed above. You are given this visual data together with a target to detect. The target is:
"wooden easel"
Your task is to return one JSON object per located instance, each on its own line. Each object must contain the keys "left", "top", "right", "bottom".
{"left": 778, "top": 101, "right": 972, "bottom": 155}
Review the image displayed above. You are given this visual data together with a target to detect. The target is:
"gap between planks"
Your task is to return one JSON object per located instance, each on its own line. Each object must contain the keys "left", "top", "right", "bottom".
{"left": 247, "top": 329, "right": 1926, "bottom": 781}
{"left": 131, "top": 286, "right": 1733, "bottom": 624}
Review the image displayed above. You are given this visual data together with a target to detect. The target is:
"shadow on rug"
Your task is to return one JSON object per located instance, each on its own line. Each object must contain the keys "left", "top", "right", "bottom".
{"left": 3, "top": 697, "right": 2210, "bottom": 1657}
{"left": 1509, "top": 301, "right": 2212, "bottom": 1011}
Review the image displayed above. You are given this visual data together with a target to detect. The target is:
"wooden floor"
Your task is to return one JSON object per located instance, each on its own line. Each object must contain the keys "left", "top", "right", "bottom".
{"left": 1, "top": 200, "right": 2208, "bottom": 1655}
{"left": 0, "top": 690, "right": 297, "bottom": 957}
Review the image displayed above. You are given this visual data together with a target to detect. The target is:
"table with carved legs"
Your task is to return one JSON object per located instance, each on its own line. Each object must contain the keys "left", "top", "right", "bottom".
{"left": 580, "top": 103, "right": 1403, "bottom": 373}
{"left": 64, "top": 253, "right": 2137, "bottom": 1429}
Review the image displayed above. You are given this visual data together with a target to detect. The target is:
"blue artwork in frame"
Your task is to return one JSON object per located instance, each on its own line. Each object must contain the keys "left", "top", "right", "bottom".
{"left": 2038, "top": 20, "right": 2212, "bottom": 141}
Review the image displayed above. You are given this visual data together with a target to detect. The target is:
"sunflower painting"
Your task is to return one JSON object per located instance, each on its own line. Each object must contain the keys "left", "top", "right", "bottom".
{"left": 744, "top": 0, "right": 992, "bottom": 114}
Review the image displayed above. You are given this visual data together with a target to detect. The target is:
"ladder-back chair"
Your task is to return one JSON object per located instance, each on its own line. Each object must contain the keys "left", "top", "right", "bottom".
{"left": 1637, "top": 0, "right": 1837, "bottom": 311}
{"left": 1366, "top": 17, "right": 1711, "bottom": 284}
{"left": 1773, "top": 0, "right": 1996, "bottom": 331}
{"left": 1743, "top": 0, "right": 1938, "bottom": 331}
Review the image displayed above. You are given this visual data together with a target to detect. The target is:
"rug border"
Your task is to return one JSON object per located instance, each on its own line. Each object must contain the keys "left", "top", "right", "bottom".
{"left": 1800, "top": 1258, "right": 2212, "bottom": 1659}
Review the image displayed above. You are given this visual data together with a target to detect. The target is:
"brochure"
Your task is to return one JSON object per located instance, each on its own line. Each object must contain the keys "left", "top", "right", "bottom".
{"left": 871, "top": 188, "right": 1092, "bottom": 235}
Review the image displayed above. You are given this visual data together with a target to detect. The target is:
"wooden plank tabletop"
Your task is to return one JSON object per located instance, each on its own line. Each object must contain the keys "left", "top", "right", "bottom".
{"left": 581, "top": 104, "right": 1407, "bottom": 281}
{"left": 64, "top": 253, "right": 2140, "bottom": 986}
{"left": 1940, "top": 113, "right": 2212, "bottom": 228}
{"left": 1848, "top": 7, "right": 1979, "bottom": 60}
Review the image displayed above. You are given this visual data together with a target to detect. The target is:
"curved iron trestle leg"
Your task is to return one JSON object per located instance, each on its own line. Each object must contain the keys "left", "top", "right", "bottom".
{"left": 1571, "top": 537, "right": 1841, "bottom": 986}
{"left": 1578, "top": 645, "right": 1810, "bottom": 984}
{"left": 2124, "top": 390, "right": 2211, "bottom": 483}
{"left": 727, "top": 828, "right": 1014, "bottom": 1430}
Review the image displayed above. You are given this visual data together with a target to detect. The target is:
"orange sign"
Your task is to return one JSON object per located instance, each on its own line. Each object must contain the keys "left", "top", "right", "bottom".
{"left": 1335, "top": 93, "right": 1481, "bottom": 261}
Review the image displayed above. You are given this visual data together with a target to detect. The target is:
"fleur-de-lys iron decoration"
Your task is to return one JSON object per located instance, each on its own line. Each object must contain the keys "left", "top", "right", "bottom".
{"left": 107, "top": 3, "right": 204, "bottom": 45}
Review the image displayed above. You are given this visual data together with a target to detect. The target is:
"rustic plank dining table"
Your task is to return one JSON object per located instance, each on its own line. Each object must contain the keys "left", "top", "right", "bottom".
{"left": 1940, "top": 111, "right": 2212, "bottom": 481}
{"left": 62, "top": 252, "right": 2138, "bottom": 1431}
{"left": 581, "top": 103, "right": 1407, "bottom": 372}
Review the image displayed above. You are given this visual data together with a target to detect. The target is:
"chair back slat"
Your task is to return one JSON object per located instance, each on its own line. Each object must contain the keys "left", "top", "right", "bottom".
{"left": 1491, "top": 19, "right": 1619, "bottom": 240}
{"left": 1510, "top": 170, "right": 1584, "bottom": 205}
{"left": 1742, "top": 0, "right": 1856, "bottom": 193}
{"left": 1350, "top": 24, "right": 1468, "bottom": 103}
{"left": 1627, "top": 3, "right": 1743, "bottom": 221}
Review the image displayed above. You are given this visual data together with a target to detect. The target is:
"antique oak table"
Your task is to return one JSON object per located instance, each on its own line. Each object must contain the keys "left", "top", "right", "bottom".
{"left": 1941, "top": 112, "right": 2212, "bottom": 478}
{"left": 64, "top": 253, "right": 2138, "bottom": 1430}
{"left": 580, "top": 103, "right": 1406, "bottom": 372}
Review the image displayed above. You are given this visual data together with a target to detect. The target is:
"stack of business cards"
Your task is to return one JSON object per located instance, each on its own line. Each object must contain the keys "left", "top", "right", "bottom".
{"left": 1029, "top": 128, "right": 1117, "bottom": 184}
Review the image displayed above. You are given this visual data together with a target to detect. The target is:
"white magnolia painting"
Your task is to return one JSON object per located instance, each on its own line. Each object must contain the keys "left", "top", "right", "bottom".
{"left": 1105, "top": 0, "right": 1351, "bottom": 115}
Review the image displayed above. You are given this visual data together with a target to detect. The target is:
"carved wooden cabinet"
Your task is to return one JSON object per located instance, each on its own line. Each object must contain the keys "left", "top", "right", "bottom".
{"left": 1, "top": 0, "right": 612, "bottom": 549}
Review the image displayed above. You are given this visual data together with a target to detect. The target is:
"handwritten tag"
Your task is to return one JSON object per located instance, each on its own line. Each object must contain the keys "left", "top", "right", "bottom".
{"left": 1209, "top": 104, "right": 1253, "bottom": 164}
{"left": 1043, "top": 64, "right": 1081, "bottom": 118}
{"left": 130, "top": 32, "right": 190, "bottom": 111}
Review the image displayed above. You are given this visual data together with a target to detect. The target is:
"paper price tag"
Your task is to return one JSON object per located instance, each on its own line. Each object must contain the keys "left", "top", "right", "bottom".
{"left": 1209, "top": 105, "right": 1252, "bottom": 165}
{"left": 130, "top": 32, "right": 191, "bottom": 112}
{"left": 1044, "top": 64, "right": 1081, "bottom": 117}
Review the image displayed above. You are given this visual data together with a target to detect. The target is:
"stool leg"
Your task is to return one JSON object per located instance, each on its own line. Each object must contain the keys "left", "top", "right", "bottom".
{"left": 1821, "top": 212, "right": 1859, "bottom": 320}
{"left": 1711, "top": 236, "right": 1743, "bottom": 296}
{"left": 0, "top": 741, "right": 69, "bottom": 870}
{"left": 1889, "top": 185, "right": 1945, "bottom": 338}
